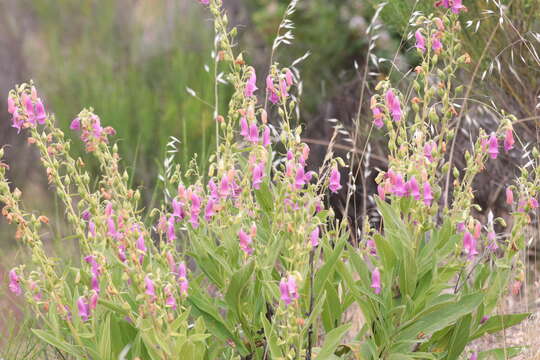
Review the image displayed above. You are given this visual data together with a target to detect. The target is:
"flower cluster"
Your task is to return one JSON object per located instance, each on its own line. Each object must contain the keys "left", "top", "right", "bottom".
{"left": 7, "top": 86, "right": 47, "bottom": 133}
{"left": 70, "top": 110, "right": 116, "bottom": 152}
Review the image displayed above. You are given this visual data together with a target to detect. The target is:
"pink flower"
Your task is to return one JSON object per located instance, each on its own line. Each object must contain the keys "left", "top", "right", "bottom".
{"left": 372, "top": 107, "right": 384, "bottom": 128}
{"left": 35, "top": 99, "right": 46, "bottom": 124}
{"left": 367, "top": 239, "right": 377, "bottom": 255}
{"left": 89, "top": 291, "right": 99, "bottom": 310}
{"left": 136, "top": 233, "right": 146, "bottom": 264}
{"left": 432, "top": 34, "right": 443, "bottom": 53}
{"left": 165, "top": 285, "right": 177, "bottom": 310}
{"left": 451, "top": 0, "right": 466, "bottom": 14}
{"left": 423, "top": 181, "right": 434, "bottom": 206}
{"left": 329, "top": 167, "right": 342, "bottom": 193}
{"left": 167, "top": 216, "right": 176, "bottom": 242}
{"left": 88, "top": 220, "right": 96, "bottom": 237}
{"left": 77, "top": 296, "right": 90, "bottom": 322}
{"left": 488, "top": 133, "right": 499, "bottom": 159}
{"left": 199, "top": 0, "right": 209, "bottom": 5}
{"left": 310, "top": 227, "right": 320, "bottom": 247}
{"left": 91, "top": 274, "right": 100, "bottom": 293}
{"left": 285, "top": 69, "right": 294, "bottom": 86}
{"left": 385, "top": 90, "right": 402, "bottom": 122}
{"left": 238, "top": 229, "right": 254, "bottom": 256}
{"left": 7, "top": 96, "right": 16, "bottom": 114}
{"left": 415, "top": 30, "right": 426, "bottom": 53}
{"left": 406, "top": 176, "right": 421, "bottom": 200}
{"left": 391, "top": 173, "right": 407, "bottom": 197}
{"left": 266, "top": 75, "right": 279, "bottom": 104}
{"left": 175, "top": 262, "right": 189, "bottom": 296}
{"left": 377, "top": 184, "right": 386, "bottom": 200}
{"left": 252, "top": 162, "right": 265, "bottom": 190}
{"left": 244, "top": 70, "right": 258, "bottom": 97}
{"left": 506, "top": 187, "right": 514, "bottom": 205}
{"left": 247, "top": 122, "right": 259, "bottom": 143}
{"left": 463, "top": 231, "right": 478, "bottom": 259}
{"left": 280, "top": 275, "right": 299, "bottom": 306}
{"left": 8, "top": 269, "right": 22, "bottom": 296}
{"left": 504, "top": 129, "right": 514, "bottom": 152}
{"left": 424, "top": 142, "right": 436, "bottom": 162}
{"left": 145, "top": 276, "right": 157, "bottom": 301}
{"left": 371, "top": 268, "right": 381, "bottom": 294}
{"left": 262, "top": 126, "right": 271, "bottom": 146}
{"left": 470, "top": 353, "right": 478, "bottom": 360}
{"left": 204, "top": 197, "right": 216, "bottom": 221}
{"left": 279, "top": 79, "right": 289, "bottom": 99}
{"left": 530, "top": 197, "right": 539, "bottom": 209}
{"left": 172, "top": 198, "right": 185, "bottom": 219}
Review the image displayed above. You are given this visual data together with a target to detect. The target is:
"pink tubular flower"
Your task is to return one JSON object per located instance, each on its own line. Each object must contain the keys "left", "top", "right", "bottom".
{"left": 279, "top": 79, "right": 289, "bottom": 99}
{"left": 266, "top": 75, "right": 279, "bottom": 104}
{"left": 176, "top": 262, "right": 189, "bottom": 296}
{"left": 89, "top": 291, "right": 99, "bottom": 310}
{"left": 280, "top": 275, "right": 299, "bottom": 306}
{"left": 199, "top": 0, "right": 209, "bottom": 5}
{"left": 7, "top": 95, "right": 16, "bottom": 114}
{"left": 136, "top": 233, "right": 146, "bottom": 264}
{"left": 391, "top": 173, "right": 407, "bottom": 197}
{"left": 329, "top": 167, "right": 342, "bottom": 193}
{"left": 145, "top": 276, "right": 156, "bottom": 301}
{"left": 451, "top": 0, "right": 466, "bottom": 14}
{"left": 285, "top": 69, "right": 294, "bottom": 86}
{"left": 371, "top": 268, "right": 381, "bottom": 294}
{"left": 204, "top": 197, "right": 216, "bottom": 221}
{"left": 35, "top": 99, "right": 46, "bottom": 124}
{"left": 240, "top": 116, "right": 249, "bottom": 138}
{"left": 432, "top": 34, "right": 443, "bottom": 53}
{"left": 424, "top": 141, "right": 436, "bottom": 162}
{"left": 262, "top": 126, "right": 271, "bottom": 146}
{"left": 530, "top": 197, "right": 539, "bottom": 209}
{"left": 247, "top": 122, "right": 259, "bottom": 143}
{"left": 423, "top": 181, "right": 434, "bottom": 206}
{"left": 165, "top": 285, "right": 177, "bottom": 310}
{"left": 372, "top": 107, "right": 384, "bottom": 128}
{"left": 506, "top": 187, "right": 514, "bottom": 205}
{"left": 88, "top": 220, "right": 96, "bottom": 237}
{"left": 504, "top": 129, "right": 514, "bottom": 152}
{"left": 252, "top": 162, "right": 265, "bottom": 190}
{"left": 310, "top": 227, "right": 320, "bottom": 248}
{"left": 77, "top": 296, "right": 90, "bottom": 322}
{"left": 70, "top": 117, "right": 81, "bottom": 130}
{"left": 8, "top": 269, "right": 22, "bottom": 296}
{"left": 238, "top": 229, "right": 253, "bottom": 256}
{"left": 385, "top": 90, "right": 402, "bottom": 122}
{"left": 463, "top": 231, "right": 478, "bottom": 259}
{"left": 167, "top": 216, "right": 176, "bottom": 242}
{"left": 488, "top": 133, "right": 499, "bottom": 159}
{"left": 172, "top": 198, "right": 185, "bottom": 219}
{"left": 415, "top": 30, "right": 426, "bottom": 53}
{"left": 244, "top": 70, "right": 258, "bottom": 97}
{"left": 407, "top": 176, "right": 421, "bottom": 200}
{"left": 377, "top": 184, "right": 386, "bottom": 201}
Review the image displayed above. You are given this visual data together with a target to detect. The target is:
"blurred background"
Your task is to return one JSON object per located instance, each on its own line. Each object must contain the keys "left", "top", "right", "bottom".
{"left": 1, "top": 0, "right": 539, "bottom": 357}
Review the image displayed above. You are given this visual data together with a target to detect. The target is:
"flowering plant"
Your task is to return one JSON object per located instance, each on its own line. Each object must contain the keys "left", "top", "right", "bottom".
{"left": 2, "top": 0, "right": 535, "bottom": 359}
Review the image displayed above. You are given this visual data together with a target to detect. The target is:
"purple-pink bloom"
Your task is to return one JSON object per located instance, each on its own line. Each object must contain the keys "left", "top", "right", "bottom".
{"left": 91, "top": 274, "right": 100, "bottom": 293}
{"left": 77, "top": 296, "right": 90, "bottom": 322}
{"left": 372, "top": 107, "right": 384, "bottom": 128}
{"left": 463, "top": 231, "right": 478, "bottom": 259}
{"left": 377, "top": 184, "right": 386, "bottom": 201}
{"left": 530, "top": 197, "right": 539, "bottom": 209}
{"left": 88, "top": 220, "right": 96, "bottom": 237}
{"left": 252, "top": 162, "right": 265, "bottom": 190}
{"left": 504, "top": 129, "right": 514, "bottom": 152}
{"left": 204, "top": 197, "right": 216, "bottom": 221}
{"left": 240, "top": 117, "right": 249, "bottom": 138}
{"left": 407, "top": 176, "right": 421, "bottom": 200}
{"left": 424, "top": 141, "right": 436, "bottom": 162}
{"left": 266, "top": 75, "right": 279, "bottom": 104}
{"left": 176, "top": 262, "right": 189, "bottom": 296}
{"left": 136, "top": 233, "right": 146, "bottom": 264}
{"left": 262, "top": 126, "right": 271, "bottom": 146}
{"left": 470, "top": 352, "right": 478, "bottom": 360}
{"left": 310, "top": 227, "right": 320, "bottom": 247}
{"left": 165, "top": 285, "right": 177, "bottom": 310}
{"left": 415, "top": 30, "right": 426, "bottom": 53}
{"left": 371, "top": 268, "right": 381, "bottom": 294}
{"left": 238, "top": 229, "right": 254, "bottom": 256}
{"left": 199, "top": 0, "right": 209, "bottom": 5}
{"left": 35, "top": 99, "right": 46, "bottom": 124}
{"left": 423, "top": 181, "right": 434, "bottom": 206}
{"left": 279, "top": 79, "right": 289, "bottom": 99}
{"left": 172, "top": 198, "right": 185, "bottom": 219}
{"left": 247, "top": 122, "right": 259, "bottom": 143}
{"left": 244, "top": 70, "right": 258, "bottom": 97}
{"left": 391, "top": 173, "right": 407, "bottom": 197}
{"left": 432, "top": 34, "right": 443, "bottom": 53}
{"left": 7, "top": 96, "right": 16, "bottom": 114}
{"left": 451, "top": 0, "right": 466, "bottom": 14}
{"left": 506, "top": 187, "right": 514, "bottom": 205}
{"left": 89, "top": 291, "right": 99, "bottom": 310}
{"left": 487, "top": 230, "right": 498, "bottom": 251}
{"left": 167, "top": 216, "right": 176, "bottom": 242}
{"left": 385, "top": 90, "right": 402, "bottom": 122}
{"left": 145, "top": 276, "right": 156, "bottom": 301}
{"left": 329, "top": 167, "right": 342, "bottom": 193}
{"left": 488, "top": 133, "right": 499, "bottom": 159}
{"left": 8, "top": 269, "right": 22, "bottom": 296}
{"left": 280, "top": 275, "right": 299, "bottom": 306}
{"left": 285, "top": 69, "right": 294, "bottom": 86}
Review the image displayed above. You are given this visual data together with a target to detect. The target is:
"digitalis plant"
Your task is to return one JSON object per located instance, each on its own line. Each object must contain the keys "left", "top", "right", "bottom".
{"left": 2, "top": 0, "right": 536, "bottom": 359}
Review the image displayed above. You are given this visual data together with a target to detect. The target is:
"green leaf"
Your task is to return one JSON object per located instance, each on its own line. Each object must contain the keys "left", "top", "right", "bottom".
{"left": 32, "top": 329, "right": 83, "bottom": 357}
{"left": 261, "top": 313, "right": 282, "bottom": 358}
{"left": 470, "top": 313, "right": 530, "bottom": 340}
{"left": 254, "top": 182, "right": 273, "bottom": 212}
{"left": 99, "top": 313, "right": 112, "bottom": 358}
{"left": 314, "top": 234, "right": 346, "bottom": 295}
{"left": 224, "top": 260, "right": 255, "bottom": 320}
{"left": 478, "top": 347, "right": 524, "bottom": 359}
{"left": 315, "top": 323, "right": 351, "bottom": 359}
{"left": 395, "top": 293, "right": 483, "bottom": 343}
{"left": 445, "top": 314, "right": 472, "bottom": 360}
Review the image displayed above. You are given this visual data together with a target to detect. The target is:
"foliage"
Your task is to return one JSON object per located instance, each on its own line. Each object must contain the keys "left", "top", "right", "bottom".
{"left": 1, "top": 1, "right": 537, "bottom": 359}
